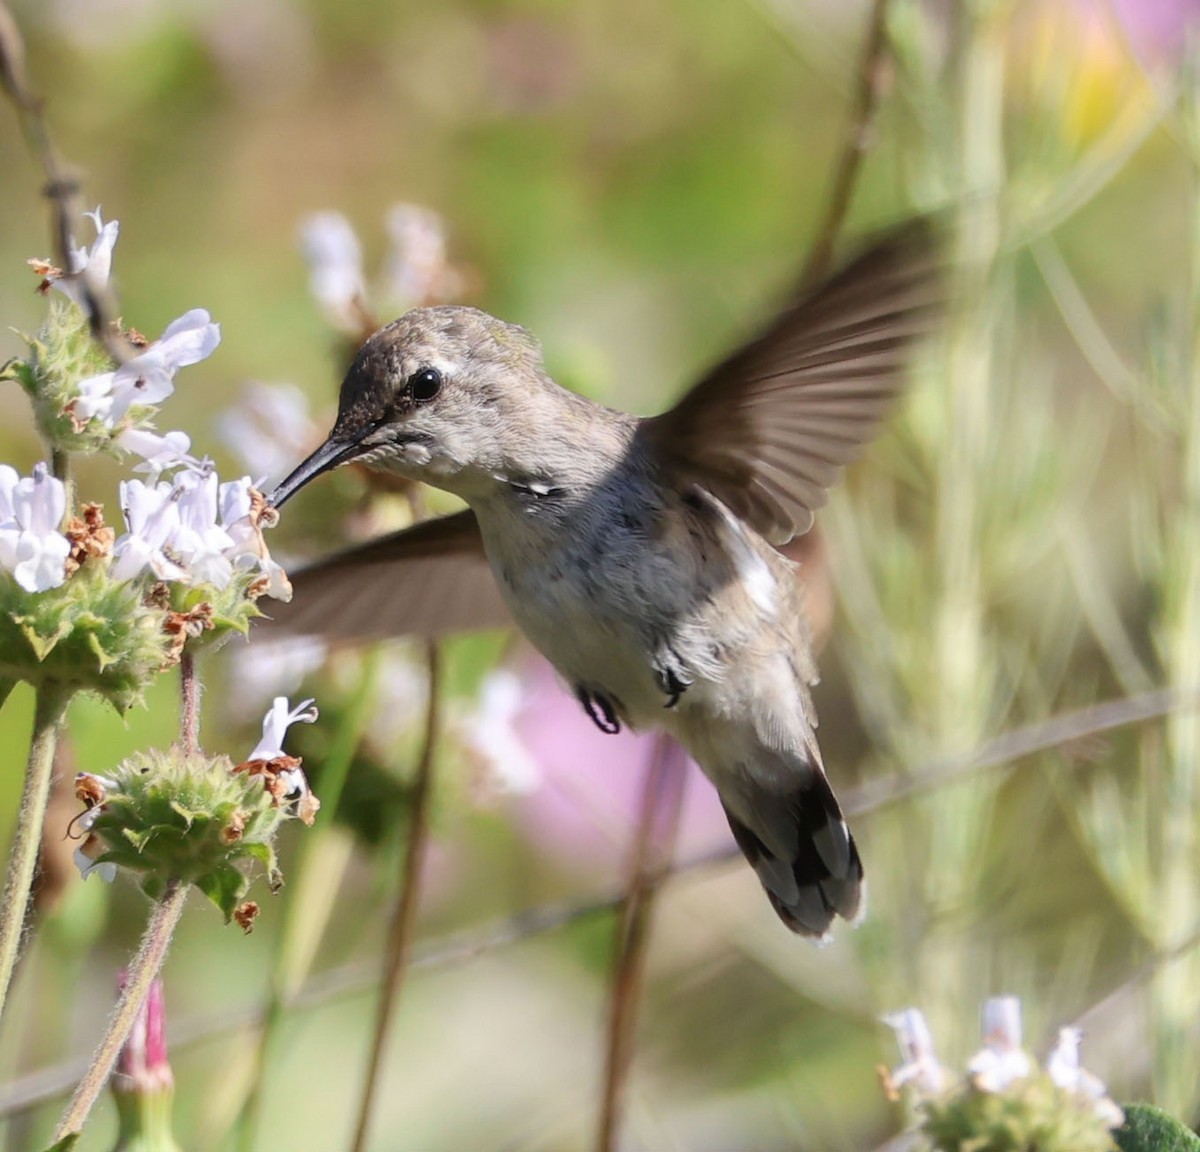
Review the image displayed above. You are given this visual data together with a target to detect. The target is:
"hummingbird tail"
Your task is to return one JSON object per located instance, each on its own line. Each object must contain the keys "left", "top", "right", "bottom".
{"left": 719, "top": 762, "right": 863, "bottom": 939}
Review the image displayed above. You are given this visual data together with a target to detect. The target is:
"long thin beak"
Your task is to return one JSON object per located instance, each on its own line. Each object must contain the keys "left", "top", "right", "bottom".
{"left": 267, "top": 436, "right": 365, "bottom": 508}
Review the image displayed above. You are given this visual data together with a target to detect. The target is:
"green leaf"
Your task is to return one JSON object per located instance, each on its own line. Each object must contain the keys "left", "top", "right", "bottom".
{"left": 194, "top": 867, "right": 249, "bottom": 921}
{"left": 41, "top": 1135, "right": 79, "bottom": 1151}
{"left": 1116, "top": 1104, "right": 1200, "bottom": 1152}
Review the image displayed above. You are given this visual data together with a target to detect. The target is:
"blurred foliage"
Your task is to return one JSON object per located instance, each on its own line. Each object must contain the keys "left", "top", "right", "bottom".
{"left": 2, "top": 0, "right": 1200, "bottom": 1150}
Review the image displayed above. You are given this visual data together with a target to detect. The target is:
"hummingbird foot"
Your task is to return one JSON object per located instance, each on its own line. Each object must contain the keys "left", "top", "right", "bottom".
{"left": 655, "top": 657, "right": 692, "bottom": 709}
{"left": 575, "top": 686, "right": 622, "bottom": 735}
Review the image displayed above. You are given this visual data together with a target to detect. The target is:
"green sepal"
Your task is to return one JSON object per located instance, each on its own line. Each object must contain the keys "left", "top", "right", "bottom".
{"left": 169, "top": 574, "right": 265, "bottom": 649}
{"left": 0, "top": 564, "right": 171, "bottom": 711}
{"left": 922, "top": 1074, "right": 1119, "bottom": 1152}
{"left": 12, "top": 299, "right": 120, "bottom": 456}
{"left": 40, "top": 1136, "right": 79, "bottom": 1151}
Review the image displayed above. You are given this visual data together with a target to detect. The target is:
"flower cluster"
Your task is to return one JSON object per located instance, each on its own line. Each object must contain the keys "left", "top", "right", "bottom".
{"left": 112, "top": 461, "right": 289, "bottom": 600}
{"left": 16, "top": 210, "right": 223, "bottom": 457}
{"left": 72, "top": 697, "right": 320, "bottom": 925}
{"left": 298, "top": 202, "right": 464, "bottom": 337}
{"left": 883, "top": 997, "right": 1123, "bottom": 1152}
{"left": 0, "top": 209, "right": 292, "bottom": 705}
{"left": 68, "top": 308, "right": 221, "bottom": 432}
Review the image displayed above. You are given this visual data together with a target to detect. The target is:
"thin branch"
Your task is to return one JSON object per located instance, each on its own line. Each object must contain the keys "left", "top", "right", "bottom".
{"left": 0, "top": 0, "right": 133, "bottom": 365}
{"left": 52, "top": 880, "right": 187, "bottom": 1140}
{"left": 841, "top": 686, "right": 1198, "bottom": 819}
{"left": 596, "top": 737, "right": 688, "bottom": 1152}
{"left": 800, "top": 0, "right": 893, "bottom": 288}
{"left": 233, "top": 650, "right": 380, "bottom": 1152}
{"left": 0, "top": 686, "right": 70, "bottom": 1026}
{"left": 0, "top": 687, "right": 1194, "bottom": 1122}
{"left": 348, "top": 641, "right": 441, "bottom": 1152}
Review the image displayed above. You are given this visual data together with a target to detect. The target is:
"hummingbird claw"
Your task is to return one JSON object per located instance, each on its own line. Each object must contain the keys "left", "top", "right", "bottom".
{"left": 656, "top": 661, "right": 692, "bottom": 709}
{"left": 576, "top": 686, "right": 621, "bottom": 735}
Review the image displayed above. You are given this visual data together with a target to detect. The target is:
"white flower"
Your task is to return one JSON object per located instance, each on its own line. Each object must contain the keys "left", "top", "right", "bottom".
{"left": 883, "top": 1008, "right": 946, "bottom": 1096}
{"left": 248, "top": 696, "right": 319, "bottom": 762}
{"left": 0, "top": 463, "right": 71, "bottom": 592}
{"left": 226, "top": 635, "right": 328, "bottom": 722}
{"left": 72, "top": 803, "right": 117, "bottom": 884}
{"left": 72, "top": 308, "right": 221, "bottom": 429}
{"left": 380, "top": 203, "right": 449, "bottom": 309}
{"left": 968, "top": 997, "right": 1033, "bottom": 1092}
{"left": 217, "top": 382, "right": 316, "bottom": 477}
{"left": 111, "top": 479, "right": 187, "bottom": 582}
{"left": 171, "top": 469, "right": 236, "bottom": 588}
{"left": 116, "top": 428, "right": 199, "bottom": 481}
{"left": 461, "top": 669, "right": 542, "bottom": 796}
{"left": 1046, "top": 1028, "right": 1124, "bottom": 1127}
{"left": 217, "top": 475, "right": 292, "bottom": 601}
{"left": 298, "top": 212, "right": 365, "bottom": 331}
{"left": 217, "top": 475, "right": 260, "bottom": 558}
{"left": 54, "top": 207, "right": 119, "bottom": 308}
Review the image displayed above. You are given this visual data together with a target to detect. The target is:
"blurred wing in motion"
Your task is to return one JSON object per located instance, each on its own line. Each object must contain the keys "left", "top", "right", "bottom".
{"left": 642, "top": 217, "right": 943, "bottom": 545}
{"left": 264, "top": 509, "right": 513, "bottom": 642}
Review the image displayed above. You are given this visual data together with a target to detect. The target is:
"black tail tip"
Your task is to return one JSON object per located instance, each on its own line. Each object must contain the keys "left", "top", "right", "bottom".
{"left": 723, "top": 802, "right": 865, "bottom": 939}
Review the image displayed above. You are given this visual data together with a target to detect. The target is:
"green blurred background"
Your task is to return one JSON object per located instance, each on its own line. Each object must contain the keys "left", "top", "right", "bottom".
{"left": 2, "top": 0, "right": 1199, "bottom": 1148}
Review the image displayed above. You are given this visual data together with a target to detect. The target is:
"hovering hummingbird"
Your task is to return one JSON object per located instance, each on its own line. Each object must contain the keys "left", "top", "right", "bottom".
{"left": 266, "top": 219, "right": 941, "bottom": 938}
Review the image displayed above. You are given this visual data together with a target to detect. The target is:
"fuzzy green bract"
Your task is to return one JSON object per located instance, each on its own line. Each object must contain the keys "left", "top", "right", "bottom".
{"left": 2, "top": 299, "right": 119, "bottom": 455}
{"left": 88, "top": 749, "right": 288, "bottom": 922}
{"left": 1115, "top": 1104, "right": 1200, "bottom": 1152}
{"left": 0, "top": 564, "right": 170, "bottom": 711}
{"left": 922, "top": 1075, "right": 1120, "bottom": 1152}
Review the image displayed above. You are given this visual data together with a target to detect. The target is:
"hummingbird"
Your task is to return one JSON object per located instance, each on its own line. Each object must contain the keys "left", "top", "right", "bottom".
{"left": 266, "top": 219, "right": 941, "bottom": 938}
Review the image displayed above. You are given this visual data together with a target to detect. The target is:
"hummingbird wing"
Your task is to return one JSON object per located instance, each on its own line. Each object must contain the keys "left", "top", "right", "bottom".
{"left": 642, "top": 217, "right": 942, "bottom": 545}
{"left": 264, "top": 509, "right": 513, "bottom": 641}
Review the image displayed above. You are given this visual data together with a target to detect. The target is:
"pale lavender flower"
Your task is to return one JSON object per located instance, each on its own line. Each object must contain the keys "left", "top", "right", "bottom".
{"left": 474, "top": 656, "right": 730, "bottom": 872}
{"left": 217, "top": 382, "right": 316, "bottom": 477}
{"left": 0, "top": 464, "right": 71, "bottom": 592}
{"left": 116, "top": 428, "right": 199, "bottom": 481}
{"left": 461, "top": 668, "right": 544, "bottom": 796}
{"left": 225, "top": 635, "right": 328, "bottom": 722}
{"left": 71, "top": 308, "right": 221, "bottom": 429}
{"left": 249, "top": 696, "right": 319, "bottom": 762}
{"left": 1046, "top": 1028, "right": 1124, "bottom": 1127}
{"left": 171, "top": 468, "right": 236, "bottom": 588}
{"left": 380, "top": 203, "right": 451, "bottom": 309}
{"left": 0, "top": 466, "right": 16, "bottom": 521}
{"left": 53, "top": 207, "right": 119, "bottom": 308}
{"left": 968, "top": 996, "right": 1033, "bottom": 1092}
{"left": 217, "top": 476, "right": 261, "bottom": 557}
{"left": 298, "top": 211, "right": 366, "bottom": 331}
{"left": 883, "top": 1008, "right": 947, "bottom": 1095}
{"left": 217, "top": 475, "right": 292, "bottom": 601}
{"left": 73, "top": 804, "right": 117, "bottom": 883}
{"left": 111, "top": 478, "right": 187, "bottom": 582}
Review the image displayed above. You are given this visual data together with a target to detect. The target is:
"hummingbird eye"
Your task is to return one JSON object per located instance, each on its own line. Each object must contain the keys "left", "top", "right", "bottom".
{"left": 408, "top": 367, "right": 443, "bottom": 402}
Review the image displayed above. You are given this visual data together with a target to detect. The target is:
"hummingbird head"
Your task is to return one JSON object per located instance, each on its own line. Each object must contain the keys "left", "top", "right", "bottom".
{"left": 268, "top": 306, "right": 549, "bottom": 507}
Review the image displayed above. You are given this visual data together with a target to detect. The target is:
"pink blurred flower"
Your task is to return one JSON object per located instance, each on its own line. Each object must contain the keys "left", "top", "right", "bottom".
{"left": 464, "top": 654, "right": 733, "bottom": 879}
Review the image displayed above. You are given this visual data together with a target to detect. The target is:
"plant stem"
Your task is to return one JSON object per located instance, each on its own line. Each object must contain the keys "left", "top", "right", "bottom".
{"left": 800, "top": 0, "right": 893, "bottom": 289}
{"left": 0, "top": 686, "right": 70, "bottom": 1026}
{"left": 179, "top": 650, "right": 200, "bottom": 755}
{"left": 349, "top": 641, "right": 441, "bottom": 1152}
{"left": 52, "top": 879, "right": 187, "bottom": 1141}
{"left": 234, "top": 650, "right": 380, "bottom": 1152}
{"left": 596, "top": 735, "right": 688, "bottom": 1152}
